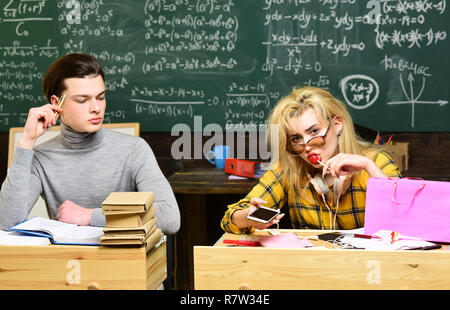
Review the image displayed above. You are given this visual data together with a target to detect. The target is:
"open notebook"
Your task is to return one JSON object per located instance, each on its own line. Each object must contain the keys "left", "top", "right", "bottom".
{"left": 9, "top": 217, "right": 104, "bottom": 246}
{"left": 0, "top": 229, "right": 51, "bottom": 246}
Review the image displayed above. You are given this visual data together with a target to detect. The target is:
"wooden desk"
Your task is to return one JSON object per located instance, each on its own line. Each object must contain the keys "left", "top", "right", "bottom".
{"left": 168, "top": 167, "right": 257, "bottom": 194}
{"left": 168, "top": 167, "right": 257, "bottom": 289}
{"left": 194, "top": 230, "right": 450, "bottom": 290}
{"left": 0, "top": 242, "right": 166, "bottom": 290}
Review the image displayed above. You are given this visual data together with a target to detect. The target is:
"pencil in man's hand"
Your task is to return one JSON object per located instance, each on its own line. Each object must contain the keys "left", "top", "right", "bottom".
{"left": 54, "top": 92, "right": 66, "bottom": 117}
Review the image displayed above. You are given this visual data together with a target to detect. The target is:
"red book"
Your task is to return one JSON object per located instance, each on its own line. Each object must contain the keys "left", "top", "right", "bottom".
{"left": 225, "top": 158, "right": 267, "bottom": 179}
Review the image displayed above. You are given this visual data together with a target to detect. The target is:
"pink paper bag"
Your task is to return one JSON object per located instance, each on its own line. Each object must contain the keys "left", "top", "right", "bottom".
{"left": 364, "top": 177, "right": 450, "bottom": 242}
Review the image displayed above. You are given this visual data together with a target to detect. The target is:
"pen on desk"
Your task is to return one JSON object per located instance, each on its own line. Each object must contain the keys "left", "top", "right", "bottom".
{"left": 386, "top": 134, "right": 393, "bottom": 145}
{"left": 223, "top": 239, "right": 261, "bottom": 247}
{"left": 375, "top": 132, "right": 380, "bottom": 145}
{"left": 409, "top": 244, "right": 442, "bottom": 251}
{"left": 353, "top": 234, "right": 380, "bottom": 240}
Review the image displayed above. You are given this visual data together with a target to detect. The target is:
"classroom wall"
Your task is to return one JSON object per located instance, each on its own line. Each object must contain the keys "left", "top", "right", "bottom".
{"left": 154, "top": 131, "right": 450, "bottom": 181}
{"left": 0, "top": 1, "right": 448, "bottom": 180}
{"left": 1, "top": 131, "right": 448, "bottom": 183}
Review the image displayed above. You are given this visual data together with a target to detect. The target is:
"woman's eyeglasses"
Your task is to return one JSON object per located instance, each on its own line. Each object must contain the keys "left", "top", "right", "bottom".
{"left": 286, "top": 122, "right": 331, "bottom": 155}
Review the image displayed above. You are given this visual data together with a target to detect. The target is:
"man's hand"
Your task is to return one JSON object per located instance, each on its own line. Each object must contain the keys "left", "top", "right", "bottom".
{"left": 56, "top": 200, "right": 94, "bottom": 226}
{"left": 18, "top": 103, "right": 62, "bottom": 150}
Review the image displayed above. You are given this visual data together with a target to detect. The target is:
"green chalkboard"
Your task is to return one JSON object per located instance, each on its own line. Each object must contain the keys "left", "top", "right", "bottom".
{"left": 0, "top": 0, "right": 448, "bottom": 132}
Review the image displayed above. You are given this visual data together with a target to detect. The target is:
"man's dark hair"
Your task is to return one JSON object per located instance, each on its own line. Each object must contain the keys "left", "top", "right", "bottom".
{"left": 42, "top": 53, "right": 105, "bottom": 102}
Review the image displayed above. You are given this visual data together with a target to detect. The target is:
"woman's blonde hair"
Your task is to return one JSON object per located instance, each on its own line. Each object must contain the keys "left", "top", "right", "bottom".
{"left": 267, "top": 86, "right": 377, "bottom": 194}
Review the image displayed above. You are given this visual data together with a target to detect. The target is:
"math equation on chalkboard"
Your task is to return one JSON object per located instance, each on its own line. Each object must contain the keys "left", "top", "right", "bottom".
{"left": 0, "top": 0, "right": 447, "bottom": 132}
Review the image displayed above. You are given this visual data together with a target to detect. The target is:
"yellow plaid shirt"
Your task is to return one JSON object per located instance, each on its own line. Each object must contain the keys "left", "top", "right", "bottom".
{"left": 221, "top": 150, "right": 401, "bottom": 234}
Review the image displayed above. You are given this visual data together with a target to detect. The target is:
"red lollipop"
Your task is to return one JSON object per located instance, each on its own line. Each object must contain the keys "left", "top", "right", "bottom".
{"left": 307, "top": 153, "right": 336, "bottom": 176}
{"left": 308, "top": 153, "right": 321, "bottom": 164}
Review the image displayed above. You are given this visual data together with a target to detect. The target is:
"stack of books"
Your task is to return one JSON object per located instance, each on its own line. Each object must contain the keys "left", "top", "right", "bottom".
{"left": 100, "top": 192, "right": 162, "bottom": 250}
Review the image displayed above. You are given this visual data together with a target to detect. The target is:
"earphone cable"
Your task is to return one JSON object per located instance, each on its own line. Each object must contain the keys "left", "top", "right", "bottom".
{"left": 321, "top": 194, "right": 332, "bottom": 230}
{"left": 333, "top": 194, "right": 341, "bottom": 230}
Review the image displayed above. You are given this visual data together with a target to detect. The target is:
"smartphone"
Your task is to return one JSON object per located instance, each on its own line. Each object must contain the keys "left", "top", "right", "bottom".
{"left": 318, "top": 232, "right": 342, "bottom": 242}
{"left": 247, "top": 206, "right": 280, "bottom": 224}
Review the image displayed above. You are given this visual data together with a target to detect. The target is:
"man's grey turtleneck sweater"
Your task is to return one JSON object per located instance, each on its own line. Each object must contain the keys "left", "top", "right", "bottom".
{"left": 0, "top": 123, "right": 180, "bottom": 234}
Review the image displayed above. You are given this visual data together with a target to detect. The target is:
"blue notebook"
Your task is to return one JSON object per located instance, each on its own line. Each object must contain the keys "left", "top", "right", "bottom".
{"left": 9, "top": 217, "right": 104, "bottom": 246}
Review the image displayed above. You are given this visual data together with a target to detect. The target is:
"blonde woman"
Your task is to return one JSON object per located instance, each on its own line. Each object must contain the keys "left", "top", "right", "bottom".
{"left": 221, "top": 86, "right": 400, "bottom": 233}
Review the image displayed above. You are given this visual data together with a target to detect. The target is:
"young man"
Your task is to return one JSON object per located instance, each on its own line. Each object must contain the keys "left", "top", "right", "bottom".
{"left": 0, "top": 53, "right": 180, "bottom": 234}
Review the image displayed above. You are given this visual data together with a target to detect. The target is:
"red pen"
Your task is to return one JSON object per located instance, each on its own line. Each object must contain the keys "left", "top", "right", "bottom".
{"left": 386, "top": 134, "right": 393, "bottom": 145}
{"left": 223, "top": 239, "right": 261, "bottom": 247}
{"left": 353, "top": 234, "right": 380, "bottom": 240}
